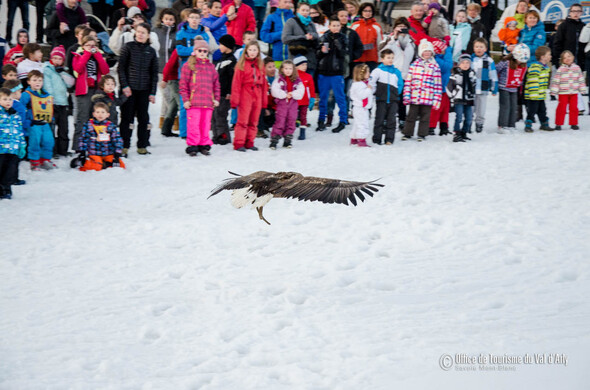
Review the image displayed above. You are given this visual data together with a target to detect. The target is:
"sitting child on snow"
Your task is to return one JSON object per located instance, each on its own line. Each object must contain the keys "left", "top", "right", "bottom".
{"left": 76, "top": 102, "right": 125, "bottom": 171}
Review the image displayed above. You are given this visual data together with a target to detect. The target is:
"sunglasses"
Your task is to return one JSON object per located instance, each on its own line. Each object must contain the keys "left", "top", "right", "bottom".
{"left": 196, "top": 49, "right": 208, "bottom": 53}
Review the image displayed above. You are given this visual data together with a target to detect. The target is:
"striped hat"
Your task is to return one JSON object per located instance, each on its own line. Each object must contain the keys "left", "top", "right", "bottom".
{"left": 50, "top": 45, "right": 66, "bottom": 61}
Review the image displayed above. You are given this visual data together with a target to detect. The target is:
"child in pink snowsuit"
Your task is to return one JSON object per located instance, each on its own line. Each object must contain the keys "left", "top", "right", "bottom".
{"left": 269, "top": 60, "right": 304, "bottom": 149}
{"left": 179, "top": 39, "right": 220, "bottom": 156}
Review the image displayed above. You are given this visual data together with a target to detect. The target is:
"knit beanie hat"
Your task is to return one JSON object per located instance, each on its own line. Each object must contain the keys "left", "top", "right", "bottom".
{"left": 458, "top": 53, "right": 472, "bottom": 64}
{"left": 428, "top": 2, "right": 441, "bottom": 11}
{"left": 293, "top": 55, "right": 308, "bottom": 66}
{"left": 218, "top": 34, "right": 236, "bottom": 50}
{"left": 50, "top": 45, "right": 66, "bottom": 61}
{"left": 193, "top": 37, "right": 209, "bottom": 52}
{"left": 418, "top": 39, "right": 435, "bottom": 58}
{"left": 432, "top": 39, "right": 447, "bottom": 55}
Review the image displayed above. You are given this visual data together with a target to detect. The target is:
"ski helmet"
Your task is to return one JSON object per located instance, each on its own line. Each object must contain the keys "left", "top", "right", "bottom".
{"left": 512, "top": 44, "right": 530, "bottom": 63}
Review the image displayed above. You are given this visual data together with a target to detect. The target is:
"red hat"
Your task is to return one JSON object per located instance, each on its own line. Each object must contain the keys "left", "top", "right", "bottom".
{"left": 432, "top": 39, "right": 447, "bottom": 55}
{"left": 50, "top": 45, "right": 66, "bottom": 61}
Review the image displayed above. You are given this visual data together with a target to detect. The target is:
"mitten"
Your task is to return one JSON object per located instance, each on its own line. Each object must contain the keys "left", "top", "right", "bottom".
{"left": 18, "top": 143, "right": 26, "bottom": 159}
{"left": 308, "top": 97, "right": 315, "bottom": 111}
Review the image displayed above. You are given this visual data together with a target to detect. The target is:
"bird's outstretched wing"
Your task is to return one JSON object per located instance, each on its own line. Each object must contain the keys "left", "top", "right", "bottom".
{"left": 208, "top": 171, "right": 274, "bottom": 198}
{"left": 272, "top": 176, "right": 384, "bottom": 206}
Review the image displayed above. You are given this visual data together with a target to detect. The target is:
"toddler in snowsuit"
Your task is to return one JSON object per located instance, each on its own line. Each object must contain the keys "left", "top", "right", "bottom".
{"left": 447, "top": 53, "right": 477, "bottom": 142}
{"left": 349, "top": 64, "right": 373, "bottom": 147}
{"left": 293, "top": 55, "right": 315, "bottom": 141}
{"left": 269, "top": 60, "right": 304, "bottom": 150}
{"left": 0, "top": 87, "right": 26, "bottom": 199}
{"left": 524, "top": 46, "right": 553, "bottom": 132}
{"left": 550, "top": 50, "right": 587, "bottom": 130}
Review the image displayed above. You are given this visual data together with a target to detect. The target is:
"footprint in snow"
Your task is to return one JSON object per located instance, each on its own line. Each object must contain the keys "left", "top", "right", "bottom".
{"left": 139, "top": 327, "right": 162, "bottom": 343}
{"left": 556, "top": 271, "right": 578, "bottom": 283}
{"left": 151, "top": 304, "right": 173, "bottom": 317}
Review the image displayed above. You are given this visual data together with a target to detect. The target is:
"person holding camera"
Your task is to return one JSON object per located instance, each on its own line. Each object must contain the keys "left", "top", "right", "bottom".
{"left": 109, "top": 6, "right": 161, "bottom": 56}
{"left": 71, "top": 36, "right": 111, "bottom": 152}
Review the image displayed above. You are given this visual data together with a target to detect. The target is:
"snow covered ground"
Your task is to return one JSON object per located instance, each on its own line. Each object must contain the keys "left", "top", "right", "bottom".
{"left": 2, "top": 7, "right": 590, "bottom": 389}
{"left": 2, "top": 87, "right": 590, "bottom": 389}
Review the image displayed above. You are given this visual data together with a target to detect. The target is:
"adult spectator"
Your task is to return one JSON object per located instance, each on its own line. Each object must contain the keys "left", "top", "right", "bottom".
{"left": 253, "top": 0, "right": 268, "bottom": 31}
{"left": 518, "top": 10, "right": 546, "bottom": 65}
{"left": 109, "top": 8, "right": 160, "bottom": 55}
{"left": 202, "top": 0, "right": 233, "bottom": 43}
{"left": 343, "top": 0, "right": 360, "bottom": 26}
{"left": 465, "top": 3, "right": 487, "bottom": 54}
{"left": 261, "top": 0, "right": 295, "bottom": 64}
{"left": 118, "top": 22, "right": 159, "bottom": 155}
{"left": 222, "top": 0, "right": 257, "bottom": 46}
{"left": 111, "top": 0, "right": 154, "bottom": 30}
{"left": 351, "top": 2, "right": 383, "bottom": 71}
{"left": 554, "top": 4, "right": 585, "bottom": 68}
{"left": 379, "top": 17, "right": 415, "bottom": 78}
{"left": 311, "top": 5, "right": 330, "bottom": 36}
{"left": 474, "top": 0, "right": 497, "bottom": 42}
{"left": 35, "top": 0, "right": 51, "bottom": 43}
{"left": 221, "top": 0, "right": 254, "bottom": 7}
{"left": 282, "top": 2, "right": 320, "bottom": 75}
{"left": 380, "top": 0, "right": 398, "bottom": 31}
{"left": 407, "top": 1, "right": 438, "bottom": 46}
{"left": 319, "top": 0, "right": 344, "bottom": 18}
{"left": 492, "top": 0, "right": 539, "bottom": 42}
{"left": 6, "top": 0, "right": 30, "bottom": 45}
{"left": 46, "top": 0, "right": 88, "bottom": 50}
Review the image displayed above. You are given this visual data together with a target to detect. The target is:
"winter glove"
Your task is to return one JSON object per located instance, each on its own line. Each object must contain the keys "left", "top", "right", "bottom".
{"left": 308, "top": 97, "right": 315, "bottom": 111}
{"left": 112, "top": 153, "right": 121, "bottom": 168}
{"left": 18, "top": 143, "right": 27, "bottom": 159}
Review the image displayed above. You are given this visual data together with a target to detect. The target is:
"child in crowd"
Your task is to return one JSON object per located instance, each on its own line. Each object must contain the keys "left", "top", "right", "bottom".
{"left": 450, "top": 10, "right": 471, "bottom": 63}
{"left": 66, "top": 25, "right": 91, "bottom": 72}
{"left": 471, "top": 38, "right": 498, "bottom": 133}
{"left": 17, "top": 43, "right": 44, "bottom": 85}
{"left": 524, "top": 46, "right": 553, "bottom": 132}
{"left": 234, "top": 31, "right": 262, "bottom": 61}
{"left": 496, "top": 43, "right": 529, "bottom": 133}
{"left": 91, "top": 75, "right": 127, "bottom": 126}
{"left": 424, "top": 3, "right": 450, "bottom": 43}
{"left": 550, "top": 50, "right": 587, "bottom": 130}
{"left": 447, "top": 53, "right": 477, "bottom": 142}
{"left": 77, "top": 102, "right": 125, "bottom": 171}
{"left": 258, "top": 57, "right": 277, "bottom": 139}
{"left": 0, "top": 87, "right": 26, "bottom": 199}
{"left": 43, "top": 46, "right": 75, "bottom": 157}
{"left": 429, "top": 45, "right": 453, "bottom": 135}
{"left": 317, "top": 16, "right": 348, "bottom": 133}
{"left": 179, "top": 39, "right": 220, "bottom": 156}
{"left": 349, "top": 64, "right": 373, "bottom": 147}
{"left": 231, "top": 41, "right": 268, "bottom": 152}
{"left": 2, "top": 65, "right": 18, "bottom": 81}
{"left": 293, "top": 56, "right": 315, "bottom": 141}
{"left": 402, "top": 39, "right": 442, "bottom": 141}
{"left": 369, "top": 49, "right": 403, "bottom": 144}
{"left": 3, "top": 79, "right": 28, "bottom": 186}
{"left": 20, "top": 70, "right": 56, "bottom": 170}
{"left": 72, "top": 36, "right": 110, "bottom": 152}
{"left": 154, "top": 8, "right": 178, "bottom": 131}
{"left": 212, "top": 34, "right": 237, "bottom": 145}
{"left": 3, "top": 29, "right": 29, "bottom": 66}
{"left": 498, "top": 17, "right": 520, "bottom": 55}
{"left": 269, "top": 60, "right": 304, "bottom": 150}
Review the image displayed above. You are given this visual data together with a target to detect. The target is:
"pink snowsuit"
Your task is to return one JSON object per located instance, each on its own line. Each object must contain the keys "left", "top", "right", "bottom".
{"left": 179, "top": 58, "right": 221, "bottom": 147}
{"left": 270, "top": 74, "right": 304, "bottom": 138}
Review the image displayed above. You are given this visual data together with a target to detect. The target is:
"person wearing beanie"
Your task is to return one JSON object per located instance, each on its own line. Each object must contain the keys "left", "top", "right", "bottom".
{"left": 212, "top": 34, "right": 237, "bottom": 145}
{"left": 179, "top": 38, "right": 220, "bottom": 156}
{"left": 429, "top": 43, "right": 453, "bottom": 136}
{"left": 446, "top": 53, "right": 477, "bottom": 142}
{"left": 402, "top": 39, "right": 442, "bottom": 141}
{"left": 293, "top": 55, "right": 315, "bottom": 140}
{"left": 43, "top": 45, "right": 75, "bottom": 156}
{"left": 424, "top": 2, "right": 449, "bottom": 42}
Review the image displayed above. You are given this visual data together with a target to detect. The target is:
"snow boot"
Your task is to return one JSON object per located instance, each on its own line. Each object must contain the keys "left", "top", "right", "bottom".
{"left": 475, "top": 123, "right": 483, "bottom": 133}
{"left": 524, "top": 120, "right": 534, "bottom": 133}
{"left": 326, "top": 114, "right": 333, "bottom": 127}
{"left": 332, "top": 122, "right": 346, "bottom": 133}
{"left": 417, "top": 136, "right": 425, "bottom": 142}
{"left": 30, "top": 160, "right": 42, "bottom": 171}
{"left": 401, "top": 135, "right": 411, "bottom": 141}
{"left": 357, "top": 139, "right": 370, "bottom": 147}
{"left": 439, "top": 123, "right": 450, "bottom": 136}
{"left": 186, "top": 145, "right": 199, "bottom": 156}
{"left": 462, "top": 132, "right": 471, "bottom": 140}
{"left": 40, "top": 159, "right": 57, "bottom": 170}
{"left": 539, "top": 122, "right": 554, "bottom": 131}
{"left": 198, "top": 145, "right": 211, "bottom": 156}
{"left": 317, "top": 120, "right": 326, "bottom": 131}
{"left": 122, "top": 148, "right": 129, "bottom": 158}
{"left": 453, "top": 132, "right": 466, "bottom": 142}
{"left": 554, "top": 125, "right": 562, "bottom": 131}
{"left": 283, "top": 135, "right": 293, "bottom": 148}
{"left": 428, "top": 127, "right": 435, "bottom": 136}
{"left": 572, "top": 125, "right": 580, "bottom": 130}
{"left": 350, "top": 139, "right": 358, "bottom": 145}
{"left": 137, "top": 148, "right": 150, "bottom": 155}
{"left": 247, "top": 146, "right": 259, "bottom": 151}
{"left": 269, "top": 136, "right": 280, "bottom": 150}
{"left": 298, "top": 127, "right": 306, "bottom": 140}
{"left": 236, "top": 147, "right": 247, "bottom": 152}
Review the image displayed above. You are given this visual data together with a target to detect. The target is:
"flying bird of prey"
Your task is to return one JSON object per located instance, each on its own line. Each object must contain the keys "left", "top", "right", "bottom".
{"left": 208, "top": 171, "right": 384, "bottom": 225}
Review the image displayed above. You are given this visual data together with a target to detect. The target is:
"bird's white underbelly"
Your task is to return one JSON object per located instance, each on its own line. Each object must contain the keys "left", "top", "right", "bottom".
{"left": 230, "top": 187, "right": 273, "bottom": 209}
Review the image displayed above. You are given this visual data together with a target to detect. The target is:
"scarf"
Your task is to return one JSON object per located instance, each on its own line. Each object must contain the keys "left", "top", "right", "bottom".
{"left": 461, "top": 69, "right": 473, "bottom": 101}
{"left": 297, "top": 13, "right": 311, "bottom": 26}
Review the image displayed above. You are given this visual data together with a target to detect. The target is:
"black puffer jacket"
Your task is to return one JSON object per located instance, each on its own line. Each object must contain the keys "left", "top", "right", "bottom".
{"left": 553, "top": 17, "right": 585, "bottom": 68}
{"left": 118, "top": 40, "right": 159, "bottom": 95}
{"left": 317, "top": 31, "right": 348, "bottom": 76}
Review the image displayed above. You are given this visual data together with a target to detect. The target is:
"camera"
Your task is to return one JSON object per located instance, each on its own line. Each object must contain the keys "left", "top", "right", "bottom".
{"left": 124, "top": 17, "right": 134, "bottom": 25}
{"left": 400, "top": 28, "right": 409, "bottom": 34}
